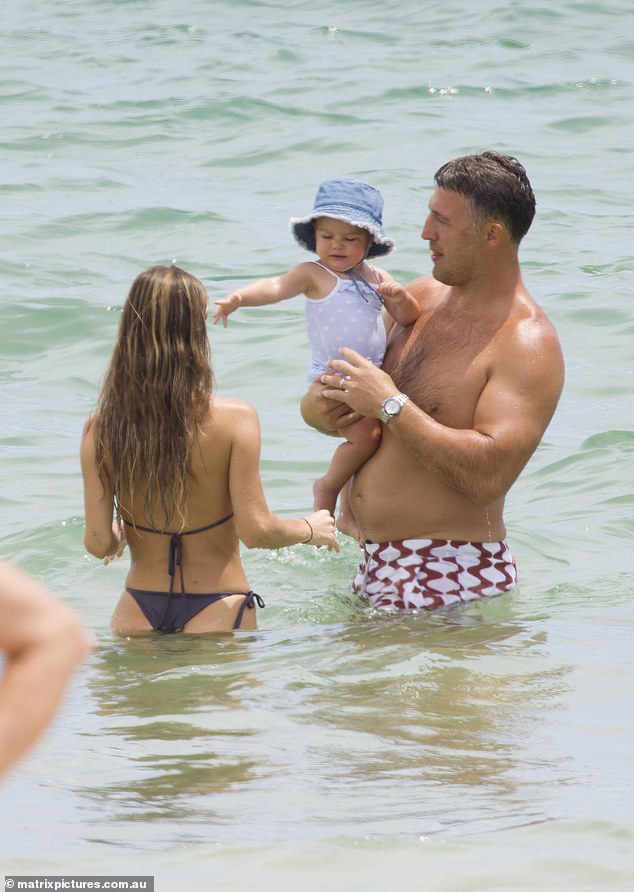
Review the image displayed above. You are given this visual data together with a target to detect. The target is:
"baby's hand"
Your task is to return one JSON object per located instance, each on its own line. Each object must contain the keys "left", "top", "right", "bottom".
{"left": 377, "top": 280, "right": 409, "bottom": 304}
{"left": 213, "top": 292, "right": 242, "bottom": 327}
{"left": 377, "top": 280, "right": 419, "bottom": 325}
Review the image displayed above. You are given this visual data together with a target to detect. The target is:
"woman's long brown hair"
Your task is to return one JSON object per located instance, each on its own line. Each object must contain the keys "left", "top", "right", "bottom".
{"left": 95, "top": 265, "right": 213, "bottom": 530}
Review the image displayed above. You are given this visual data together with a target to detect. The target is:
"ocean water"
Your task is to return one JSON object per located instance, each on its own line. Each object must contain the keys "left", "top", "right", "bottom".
{"left": 1, "top": 0, "right": 633, "bottom": 888}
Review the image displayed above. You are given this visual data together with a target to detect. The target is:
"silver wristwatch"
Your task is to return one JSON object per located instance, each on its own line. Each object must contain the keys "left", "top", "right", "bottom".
{"left": 379, "top": 392, "right": 409, "bottom": 424}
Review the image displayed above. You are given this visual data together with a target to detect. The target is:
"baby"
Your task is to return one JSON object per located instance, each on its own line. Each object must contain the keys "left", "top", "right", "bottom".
{"left": 214, "top": 177, "right": 418, "bottom": 536}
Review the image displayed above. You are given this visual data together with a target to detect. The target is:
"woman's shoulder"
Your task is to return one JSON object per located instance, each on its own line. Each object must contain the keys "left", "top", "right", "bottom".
{"left": 193, "top": 398, "right": 261, "bottom": 466}
{"left": 203, "top": 397, "right": 260, "bottom": 435}
{"left": 211, "top": 395, "right": 257, "bottom": 416}
{"left": 81, "top": 412, "right": 100, "bottom": 444}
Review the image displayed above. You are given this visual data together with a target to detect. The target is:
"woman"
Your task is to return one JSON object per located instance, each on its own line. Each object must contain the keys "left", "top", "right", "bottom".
{"left": 81, "top": 265, "right": 338, "bottom": 634}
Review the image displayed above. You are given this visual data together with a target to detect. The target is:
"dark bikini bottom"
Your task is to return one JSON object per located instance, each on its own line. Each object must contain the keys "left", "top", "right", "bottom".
{"left": 126, "top": 587, "right": 265, "bottom": 633}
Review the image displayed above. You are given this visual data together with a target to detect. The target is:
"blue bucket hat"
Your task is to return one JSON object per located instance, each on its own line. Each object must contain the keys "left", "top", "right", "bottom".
{"left": 289, "top": 178, "right": 394, "bottom": 258}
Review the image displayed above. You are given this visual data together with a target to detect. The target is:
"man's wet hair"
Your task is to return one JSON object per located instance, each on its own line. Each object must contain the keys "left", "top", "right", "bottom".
{"left": 434, "top": 151, "right": 536, "bottom": 243}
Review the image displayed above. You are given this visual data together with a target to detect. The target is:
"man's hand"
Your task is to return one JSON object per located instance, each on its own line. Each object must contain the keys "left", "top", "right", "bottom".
{"left": 300, "top": 379, "right": 362, "bottom": 436}
{"left": 320, "top": 348, "right": 400, "bottom": 418}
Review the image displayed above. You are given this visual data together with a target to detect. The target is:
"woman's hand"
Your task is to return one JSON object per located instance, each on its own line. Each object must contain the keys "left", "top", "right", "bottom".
{"left": 302, "top": 510, "right": 340, "bottom": 552}
{"left": 103, "top": 521, "right": 127, "bottom": 565}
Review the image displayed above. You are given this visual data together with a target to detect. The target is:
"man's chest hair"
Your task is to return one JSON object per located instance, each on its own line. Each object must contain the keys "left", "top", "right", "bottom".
{"left": 390, "top": 312, "right": 495, "bottom": 422}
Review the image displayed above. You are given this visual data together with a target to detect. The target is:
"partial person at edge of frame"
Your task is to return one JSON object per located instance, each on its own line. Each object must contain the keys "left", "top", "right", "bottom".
{"left": 0, "top": 559, "right": 89, "bottom": 780}
{"left": 81, "top": 265, "right": 338, "bottom": 636}
{"left": 304, "top": 150, "right": 565, "bottom": 612}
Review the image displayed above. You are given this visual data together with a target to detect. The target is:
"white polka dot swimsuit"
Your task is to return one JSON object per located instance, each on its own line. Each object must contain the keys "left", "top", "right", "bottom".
{"left": 304, "top": 262, "right": 387, "bottom": 385}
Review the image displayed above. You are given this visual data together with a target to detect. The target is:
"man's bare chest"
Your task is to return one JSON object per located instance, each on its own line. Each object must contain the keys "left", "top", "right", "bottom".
{"left": 387, "top": 314, "right": 496, "bottom": 426}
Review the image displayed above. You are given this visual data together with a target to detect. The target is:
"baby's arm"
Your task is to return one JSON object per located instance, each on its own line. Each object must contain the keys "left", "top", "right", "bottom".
{"left": 376, "top": 272, "right": 420, "bottom": 327}
{"left": 213, "top": 263, "right": 317, "bottom": 327}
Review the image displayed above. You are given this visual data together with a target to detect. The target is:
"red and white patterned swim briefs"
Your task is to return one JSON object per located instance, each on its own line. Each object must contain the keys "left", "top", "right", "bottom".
{"left": 352, "top": 538, "right": 517, "bottom": 611}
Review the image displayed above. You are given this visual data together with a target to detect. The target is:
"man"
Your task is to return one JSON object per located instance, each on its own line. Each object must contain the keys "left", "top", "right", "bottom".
{"left": 314, "top": 151, "right": 564, "bottom": 610}
{"left": 0, "top": 560, "right": 89, "bottom": 778}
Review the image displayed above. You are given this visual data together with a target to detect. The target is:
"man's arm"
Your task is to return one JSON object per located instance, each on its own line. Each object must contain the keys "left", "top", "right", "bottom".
{"left": 322, "top": 318, "right": 564, "bottom": 506}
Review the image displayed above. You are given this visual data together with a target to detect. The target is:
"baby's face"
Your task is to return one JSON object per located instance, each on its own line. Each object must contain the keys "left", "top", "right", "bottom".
{"left": 313, "top": 218, "right": 371, "bottom": 272}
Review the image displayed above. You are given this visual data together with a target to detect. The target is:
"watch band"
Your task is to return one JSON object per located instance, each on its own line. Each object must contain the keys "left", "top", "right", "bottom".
{"left": 379, "top": 392, "right": 410, "bottom": 424}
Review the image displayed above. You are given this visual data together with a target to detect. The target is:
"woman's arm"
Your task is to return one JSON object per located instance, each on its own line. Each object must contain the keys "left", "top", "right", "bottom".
{"left": 0, "top": 561, "right": 89, "bottom": 779}
{"left": 80, "top": 416, "right": 126, "bottom": 561}
{"left": 227, "top": 403, "right": 338, "bottom": 551}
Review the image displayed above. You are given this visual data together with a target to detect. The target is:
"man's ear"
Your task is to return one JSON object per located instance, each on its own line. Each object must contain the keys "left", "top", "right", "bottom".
{"left": 485, "top": 221, "right": 504, "bottom": 244}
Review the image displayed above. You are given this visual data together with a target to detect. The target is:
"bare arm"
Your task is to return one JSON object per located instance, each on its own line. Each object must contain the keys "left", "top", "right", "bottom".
{"left": 80, "top": 416, "right": 126, "bottom": 561}
{"left": 300, "top": 382, "right": 362, "bottom": 436}
{"left": 376, "top": 272, "right": 420, "bottom": 327}
{"left": 321, "top": 321, "right": 564, "bottom": 506}
{"left": 228, "top": 403, "right": 339, "bottom": 551}
{"left": 0, "top": 561, "right": 89, "bottom": 779}
{"left": 213, "top": 262, "right": 320, "bottom": 327}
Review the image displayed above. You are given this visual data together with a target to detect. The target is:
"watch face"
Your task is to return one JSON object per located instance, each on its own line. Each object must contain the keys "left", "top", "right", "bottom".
{"left": 384, "top": 397, "right": 401, "bottom": 415}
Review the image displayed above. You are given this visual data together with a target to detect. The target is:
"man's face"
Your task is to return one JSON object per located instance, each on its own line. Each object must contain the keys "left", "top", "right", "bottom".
{"left": 421, "top": 188, "right": 485, "bottom": 286}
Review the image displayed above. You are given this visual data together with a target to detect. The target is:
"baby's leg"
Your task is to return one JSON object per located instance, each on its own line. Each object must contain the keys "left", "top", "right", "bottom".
{"left": 313, "top": 416, "right": 381, "bottom": 533}
{"left": 336, "top": 478, "right": 359, "bottom": 541}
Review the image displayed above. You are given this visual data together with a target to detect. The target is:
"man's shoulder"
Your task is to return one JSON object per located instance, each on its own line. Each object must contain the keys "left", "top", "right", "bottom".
{"left": 406, "top": 275, "right": 446, "bottom": 305}
{"left": 499, "top": 294, "right": 564, "bottom": 388}
{"left": 406, "top": 274, "right": 440, "bottom": 292}
{"left": 512, "top": 292, "right": 562, "bottom": 349}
